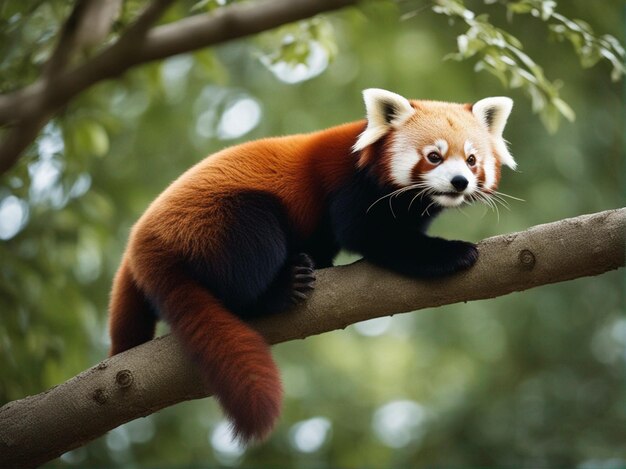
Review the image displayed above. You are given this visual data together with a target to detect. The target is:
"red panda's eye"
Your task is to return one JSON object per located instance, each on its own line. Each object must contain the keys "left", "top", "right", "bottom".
{"left": 427, "top": 152, "right": 442, "bottom": 164}
{"left": 467, "top": 155, "right": 476, "bottom": 166}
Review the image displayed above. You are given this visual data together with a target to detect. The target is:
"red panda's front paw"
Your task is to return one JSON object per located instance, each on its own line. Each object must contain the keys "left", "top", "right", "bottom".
{"left": 411, "top": 239, "right": 479, "bottom": 277}
{"left": 458, "top": 241, "right": 479, "bottom": 268}
{"left": 443, "top": 240, "right": 479, "bottom": 273}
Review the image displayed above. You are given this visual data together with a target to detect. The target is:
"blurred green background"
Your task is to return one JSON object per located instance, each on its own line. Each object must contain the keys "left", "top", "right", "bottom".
{"left": 0, "top": 0, "right": 624, "bottom": 467}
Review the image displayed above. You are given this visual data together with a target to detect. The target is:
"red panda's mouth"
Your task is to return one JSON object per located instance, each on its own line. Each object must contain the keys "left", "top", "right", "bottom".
{"left": 433, "top": 191, "right": 463, "bottom": 198}
{"left": 431, "top": 191, "right": 467, "bottom": 208}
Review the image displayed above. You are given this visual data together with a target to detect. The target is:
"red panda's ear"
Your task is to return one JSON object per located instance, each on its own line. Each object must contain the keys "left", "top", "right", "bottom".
{"left": 353, "top": 89, "right": 415, "bottom": 152}
{"left": 472, "top": 97, "right": 513, "bottom": 136}
{"left": 472, "top": 97, "right": 516, "bottom": 170}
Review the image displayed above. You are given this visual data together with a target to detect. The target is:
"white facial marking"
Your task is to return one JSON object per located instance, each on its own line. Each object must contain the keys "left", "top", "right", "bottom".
{"left": 423, "top": 157, "right": 477, "bottom": 207}
{"left": 422, "top": 145, "right": 439, "bottom": 159}
{"left": 464, "top": 140, "right": 477, "bottom": 158}
{"left": 432, "top": 194, "right": 465, "bottom": 208}
{"left": 422, "top": 139, "right": 448, "bottom": 160}
{"left": 483, "top": 152, "right": 496, "bottom": 190}
{"left": 464, "top": 139, "right": 496, "bottom": 190}
{"left": 388, "top": 133, "right": 420, "bottom": 186}
{"left": 426, "top": 158, "right": 476, "bottom": 192}
{"left": 435, "top": 139, "right": 448, "bottom": 156}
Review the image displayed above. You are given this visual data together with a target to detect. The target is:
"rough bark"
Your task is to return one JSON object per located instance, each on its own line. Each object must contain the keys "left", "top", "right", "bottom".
{"left": 0, "top": 208, "right": 624, "bottom": 468}
{"left": 0, "top": 0, "right": 358, "bottom": 175}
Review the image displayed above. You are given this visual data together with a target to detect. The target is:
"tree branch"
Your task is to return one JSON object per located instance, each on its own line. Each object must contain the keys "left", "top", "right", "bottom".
{"left": 44, "top": 0, "right": 123, "bottom": 79}
{"left": 1, "top": 208, "right": 624, "bottom": 468}
{"left": 0, "top": 0, "right": 358, "bottom": 175}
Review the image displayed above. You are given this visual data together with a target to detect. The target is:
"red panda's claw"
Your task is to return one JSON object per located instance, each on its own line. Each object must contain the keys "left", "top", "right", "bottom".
{"left": 290, "top": 253, "right": 316, "bottom": 303}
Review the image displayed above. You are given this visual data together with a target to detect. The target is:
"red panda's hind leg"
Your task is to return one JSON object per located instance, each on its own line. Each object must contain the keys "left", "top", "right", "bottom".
{"left": 252, "top": 253, "right": 316, "bottom": 317}
{"left": 108, "top": 257, "right": 157, "bottom": 356}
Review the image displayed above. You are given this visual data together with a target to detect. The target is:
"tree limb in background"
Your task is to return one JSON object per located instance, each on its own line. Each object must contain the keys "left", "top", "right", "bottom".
{"left": 0, "top": 0, "right": 358, "bottom": 175}
{"left": 1, "top": 208, "right": 624, "bottom": 468}
{"left": 44, "top": 0, "right": 123, "bottom": 79}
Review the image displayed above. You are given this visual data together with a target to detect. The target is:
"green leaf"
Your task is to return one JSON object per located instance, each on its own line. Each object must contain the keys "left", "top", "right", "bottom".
{"left": 507, "top": 3, "right": 534, "bottom": 15}
{"left": 552, "top": 97, "right": 576, "bottom": 122}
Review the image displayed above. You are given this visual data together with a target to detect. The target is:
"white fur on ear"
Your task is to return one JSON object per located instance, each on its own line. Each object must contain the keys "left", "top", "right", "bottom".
{"left": 473, "top": 96, "right": 516, "bottom": 169}
{"left": 472, "top": 97, "right": 512, "bottom": 136}
{"left": 353, "top": 88, "right": 415, "bottom": 152}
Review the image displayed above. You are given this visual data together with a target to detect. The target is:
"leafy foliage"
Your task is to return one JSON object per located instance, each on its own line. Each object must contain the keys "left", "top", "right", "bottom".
{"left": 501, "top": 0, "right": 625, "bottom": 79}
{"left": 430, "top": 0, "right": 624, "bottom": 131}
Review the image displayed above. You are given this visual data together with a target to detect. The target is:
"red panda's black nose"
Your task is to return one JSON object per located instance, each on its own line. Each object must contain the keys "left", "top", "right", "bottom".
{"left": 451, "top": 176, "right": 469, "bottom": 192}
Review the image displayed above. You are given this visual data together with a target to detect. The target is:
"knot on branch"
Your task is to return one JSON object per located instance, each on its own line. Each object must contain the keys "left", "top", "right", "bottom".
{"left": 115, "top": 370, "right": 134, "bottom": 388}
{"left": 518, "top": 249, "right": 536, "bottom": 270}
{"left": 92, "top": 388, "right": 108, "bottom": 405}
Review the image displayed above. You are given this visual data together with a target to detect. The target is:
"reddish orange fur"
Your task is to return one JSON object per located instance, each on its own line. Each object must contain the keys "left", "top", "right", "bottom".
{"left": 108, "top": 257, "right": 156, "bottom": 356}
{"left": 108, "top": 121, "right": 366, "bottom": 442}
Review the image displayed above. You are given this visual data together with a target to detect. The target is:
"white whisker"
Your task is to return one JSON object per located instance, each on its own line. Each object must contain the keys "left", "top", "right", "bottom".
{"left": 477, "top": 192, "right": 500, "bottom": 221}
{"left": 456, "top": 205, "right": 470, "bottom": 218}
{"left": 389, "top": 195, "right": 397, "bottom": 219}
{"left": 421, "top": 201, "right": 436, "bottom": 217}
{"left": 366, "top": 182, "right": 433, "bottom": 216}
{"left": 408, "top": 188, "right": 433, "bottom": 211}
{"left": 366, "top": 188, "right": 403, "bottom": 214}
{"left": 492, "top": 190, "right": 525, "bottom": 202}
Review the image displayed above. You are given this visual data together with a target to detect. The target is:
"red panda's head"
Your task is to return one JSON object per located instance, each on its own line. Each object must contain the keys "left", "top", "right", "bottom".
{"left": 353, "top": 88, "right": 515, "bottom": 208}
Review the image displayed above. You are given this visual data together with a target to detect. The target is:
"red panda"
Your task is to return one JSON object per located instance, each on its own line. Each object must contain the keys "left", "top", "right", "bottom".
{"left": 108, "top": 88, "right": 515, "bottom": 443}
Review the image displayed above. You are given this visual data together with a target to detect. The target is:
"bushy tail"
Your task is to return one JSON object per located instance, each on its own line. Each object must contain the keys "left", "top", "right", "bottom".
{"left": 109, "top": 257, "right": 157, "bottom": 356}
{"left": 158, "top": 270, "right": 282, "bottom": 443}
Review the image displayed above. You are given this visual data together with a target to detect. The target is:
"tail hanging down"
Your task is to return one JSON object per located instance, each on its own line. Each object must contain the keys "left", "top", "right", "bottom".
{"left": 156, "top": 269, "right": 283, "bottom": 442}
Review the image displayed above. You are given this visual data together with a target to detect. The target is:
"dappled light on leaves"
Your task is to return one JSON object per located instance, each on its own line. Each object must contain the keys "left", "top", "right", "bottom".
{"left": 258, "top": 18, "right": 336, "bottom": 84}
{"left": 261, "top": 41, "right": 330, "bottom": 84}
{"left": 289, "top": 417, "right": 332, "bottom": 453}
{"left": 194, "top": 87, "right": 262, "bottom": 142}
{"left": 161, "top": 55, "right": 195, "bottom": 104}
{"left": 372, "top": 400, "right": 428, "bottom": 448}
{"left": 217, "top": 98, "right": 262, "bottom": 140}
{"left": 0, "top": 195, "right": 28, "bottom": 240}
